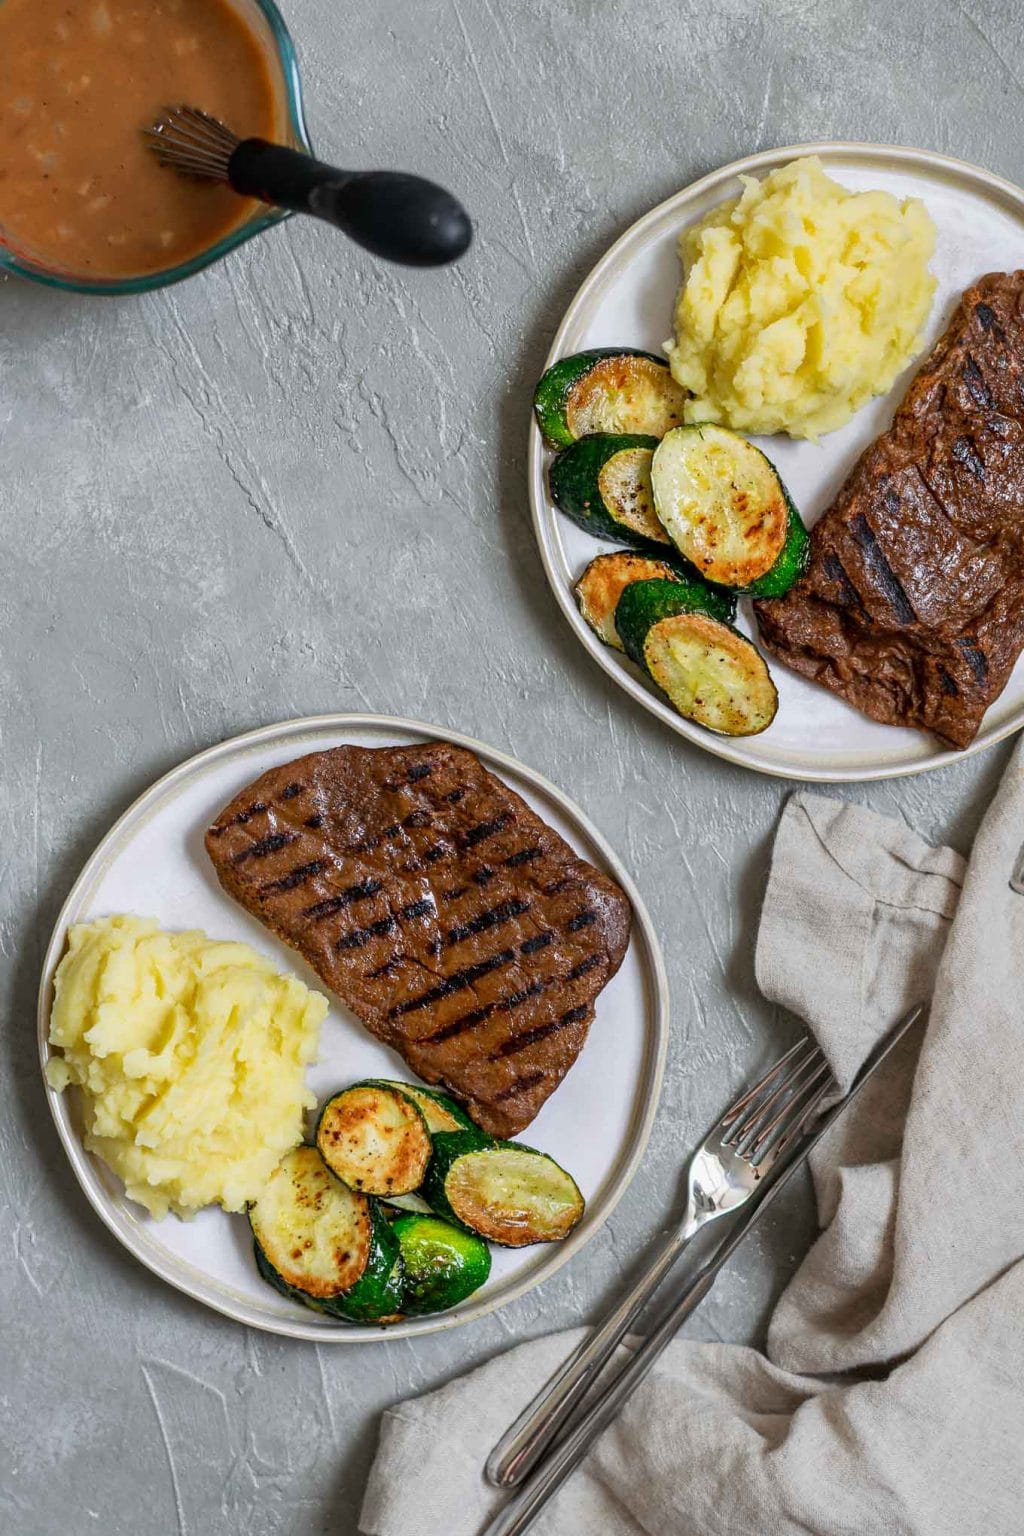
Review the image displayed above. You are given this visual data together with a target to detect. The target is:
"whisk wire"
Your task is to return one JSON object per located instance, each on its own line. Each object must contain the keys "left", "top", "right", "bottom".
{"left": 144, "top": 105, "right": 240, "bottom": 182}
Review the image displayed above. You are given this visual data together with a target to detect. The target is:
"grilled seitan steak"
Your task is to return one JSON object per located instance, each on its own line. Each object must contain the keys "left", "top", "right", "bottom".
{"left": 206, "top": 743, "right": 631, "bottom": 1137}
{"left": 755, "top": 271, "right": 1024, "bottom": 749}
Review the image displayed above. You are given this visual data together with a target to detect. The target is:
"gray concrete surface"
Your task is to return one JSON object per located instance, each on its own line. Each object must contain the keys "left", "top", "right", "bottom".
{"left": 2, "top": 0, "right": 1021, "bottom": 1530}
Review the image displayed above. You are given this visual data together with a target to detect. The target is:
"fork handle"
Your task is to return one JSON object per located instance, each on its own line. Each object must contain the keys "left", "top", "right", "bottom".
{"left": 484, "top": 1264, "right": 718, "bottom": 1536}
{"left": 227, "top": 141, "right": 472, "bottom": 266}
{"left": 484, "top": 1223, "right": 694, "bottom": 1489}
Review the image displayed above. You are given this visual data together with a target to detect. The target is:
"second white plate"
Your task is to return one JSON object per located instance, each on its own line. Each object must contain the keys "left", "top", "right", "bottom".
{"left": 530, "top": 142, "right": 1024, "bottom": 781}
{"left": 39, "top": 715, "right": 668, "bottom": 1342}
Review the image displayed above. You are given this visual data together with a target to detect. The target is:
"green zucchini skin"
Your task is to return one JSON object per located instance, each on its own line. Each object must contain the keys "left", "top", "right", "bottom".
{"left": 391, "top": 1213, "right": 491, "bottom": 1314}
{"left": 359, "top": 1080, "right": 477, "bottom": 1135}
{"left": 533, "top": 349, "right": 681, "bottom": 449}
{"left": 317, "top": 1201, "right": 405, "bottom": 1323}
{"left": 423, "top": 1131, "right": 585, "bottom": 1247}
{"left": 249, "top": 1147, "right": 405, "bottom": 1323}
{"left": 615, "top": 577, "right": 737, "bottom": 666}
{"left": 738, "top": 502, "right": 811, "bottom": 598}
{"left": 548, "top": 432, "right": 670, "bottom": 550}
{"left": 422, "top": 1130, "right": 495, "bottom": 1229}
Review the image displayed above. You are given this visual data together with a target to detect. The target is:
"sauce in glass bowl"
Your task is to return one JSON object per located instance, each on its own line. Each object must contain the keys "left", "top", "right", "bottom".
{"left": 0, "top": 0, "right": 286, "bottom": 281}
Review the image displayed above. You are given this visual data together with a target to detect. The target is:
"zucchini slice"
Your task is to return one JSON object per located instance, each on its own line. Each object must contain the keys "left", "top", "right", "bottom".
{"left": 391, "top": 1212, "right": 491, "bottom": 1314}
{"left": 549, "top": 433, "right": 669, "bottom": 548}
{"left": 424, "top": 1131, "right": 585, "bottom": 1247}
{"left": 577, "top": 558, "right": 735, "bottom": 653}
{"left": 534, "top": 349, "right": 687, "bottom": 449}
{"left": 613, "top": 576, "right": 734, "bottom": 665}
{"left": 651, "top": 424, "right": 808, "bottom": 593}
{"left": 643, "top": 612, "right": 778, "bottom": 736}
{"left": 316, "top": 1083, "right": 432, "bottom": 1196}
{"left": 249, "top": 1145, "right": 404, "bottom": 1322}
{"left": 358, "top": 1079, "right": 476, "bottom": 1135}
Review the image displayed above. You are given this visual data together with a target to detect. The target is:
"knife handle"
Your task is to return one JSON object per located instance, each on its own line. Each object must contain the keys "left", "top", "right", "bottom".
{"left": 485, "top": 1224, "right": 691, "bottom": 1489}
{"left": 483, "top": 1264, "right": 719, "bottom": 1536}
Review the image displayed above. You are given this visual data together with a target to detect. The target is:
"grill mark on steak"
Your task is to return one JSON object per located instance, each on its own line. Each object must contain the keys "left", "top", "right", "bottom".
{"left": 259, "top": 859, "right": 328, "bottom": 895}
{"left": 445, "top": 897, "right": 531, "bottom": 947}
{"left": 407, "top": 762, "right": 434, "bottom": 783}
{"left": 461, "top": 814, "right": 512, "bottom": 849}
{"left": 849, "top": 514, "right": 917, "bottom": 624}
{"left": 303, "top": 879, "right": 384, "bottom": 920}
{"left": 957, "top": 637, "right": 989, "bottom": 682}
{"left": 821, "top": 553, "right": 867, "bottom": 613}
{"left": 504, "top": 846, "right": 542, "bottom": 867}
{"left": 280, "top": 782, "right": 303, "bottom": 800}
{"left": 495, "top": 1005, "right": 590, "bottom": 1059}
{"left": 209, "top": 800, "right": 267, "bottom": 837}
{"left": 205, "top": 744, "right": 631, "bottom": 1136}
{"left": 963, "top": 356, "right": 995, "bottom": 410}
{"left": 402, "top": 809, "right": 432, "bottom": 829}
{"left": 975, "top": 301, "right": 1005, "bottom": 339}
{"left": 566, "top": 909, "right": 598, "bottom": 932}
{"left": 337, "top": 897, "right": 436, "bottom": 952}
{"left": 389, "top": 948, "right": 518, "bottom": 1019}
{"left": 338, "top": 915, "right": 398, "bottom": 951}
{"left": 423, "top": 978, "right": 548, "bottom": 1045}
{"left": 232, "top": 831, "right": 296, "bottom": 863}
{"left": 568, "top": 954, "right": 603, "bottom": 981}
{"left": 492, "top": 1070, "right": 546, "bottom": 1104}
{"left": 951, "top": 434, "right": 986, "bottom": 480}
{"left": 755, "top": 273, "right": 1024, "bottom": 749}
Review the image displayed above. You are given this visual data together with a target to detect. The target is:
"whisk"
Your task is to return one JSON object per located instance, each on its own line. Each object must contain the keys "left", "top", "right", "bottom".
{"left": 145, "top": 106, "right": 472, "bottom": 267}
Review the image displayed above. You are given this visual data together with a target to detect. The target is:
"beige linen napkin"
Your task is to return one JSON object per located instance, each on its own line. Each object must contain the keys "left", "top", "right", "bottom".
{"left": 361, "top": 741, "right": 1024, "bottom": 1536}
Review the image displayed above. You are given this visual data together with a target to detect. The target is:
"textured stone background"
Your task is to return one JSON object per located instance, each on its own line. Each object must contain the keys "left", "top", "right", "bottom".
{"left": 2, "top": 0, "right": 1021, "bottom": 1530}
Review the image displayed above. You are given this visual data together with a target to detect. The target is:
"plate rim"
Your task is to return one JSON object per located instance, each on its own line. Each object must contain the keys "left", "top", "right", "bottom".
{"left": 528, "top": 139, "right": 1024, "bottom": 783}
{"left": 37, "top": 712, "right": 669, "bottom": 1343}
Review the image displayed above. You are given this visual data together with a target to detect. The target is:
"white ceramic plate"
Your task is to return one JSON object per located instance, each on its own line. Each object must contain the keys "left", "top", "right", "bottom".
{"left": 530, "top": 142, "right": 1024, "bottom": 781}
{"left": 38, "top": 715, "right": 667, "bottom": 1342}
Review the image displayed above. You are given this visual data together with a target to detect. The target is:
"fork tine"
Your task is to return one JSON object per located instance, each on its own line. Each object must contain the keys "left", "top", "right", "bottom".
{"left": 722, "top": 1038, "right": 826, "bottom": 1149}
{"left": 766, "top": 1075, "right": 834, "bottom": 1161}
{"left": 728, "top": 1050, "right": 829, "bottom": 1155}
{"left": 746, "top": 1062, "right": 833, "bottom": 1164}
{"left": 720, "top": 1037, "right": 813, "bottom": 1128}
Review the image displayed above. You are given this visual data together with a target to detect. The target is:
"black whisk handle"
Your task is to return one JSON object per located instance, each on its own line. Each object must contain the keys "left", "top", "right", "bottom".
{"left": 228, "top": 140, "right": 472, "bottom": 266}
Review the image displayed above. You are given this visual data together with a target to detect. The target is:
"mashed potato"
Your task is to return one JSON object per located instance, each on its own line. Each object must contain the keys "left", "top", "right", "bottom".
{"left": 46, "top": 915, "right": 327, "bottom": 1218}
{"left": 666, "top": 156, "right": 937, "bottom": 439}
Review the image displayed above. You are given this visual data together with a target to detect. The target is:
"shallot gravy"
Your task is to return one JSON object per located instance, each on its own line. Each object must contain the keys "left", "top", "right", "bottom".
{"left": 0, "top": 0, "right": 285, "bottom": 280}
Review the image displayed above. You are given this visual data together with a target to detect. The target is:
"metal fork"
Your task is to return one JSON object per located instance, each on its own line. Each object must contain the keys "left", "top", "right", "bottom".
{"left": 485, "top": 1036, "right": 835, "bottom": 1489}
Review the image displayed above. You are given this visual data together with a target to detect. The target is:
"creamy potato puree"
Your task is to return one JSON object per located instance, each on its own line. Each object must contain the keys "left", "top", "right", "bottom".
{"left": 666, "top": 157, "right": 937, "bottom": 439}
{"left": 0, "top": 0, "right": 283, "bottom": 279}
{"left": 46, "top": 915, "right": 328, "bottom": 1218}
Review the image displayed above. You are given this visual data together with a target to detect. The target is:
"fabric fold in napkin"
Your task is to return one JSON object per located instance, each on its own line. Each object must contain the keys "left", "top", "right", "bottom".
{"left": 360, "top": 741, "right": 1024, "bottom": 1536}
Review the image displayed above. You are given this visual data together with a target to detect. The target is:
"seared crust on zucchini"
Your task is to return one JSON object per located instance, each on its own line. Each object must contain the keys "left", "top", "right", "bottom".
{"left": 391, "top": 1212, "right": 491, "bottom": 1313}
{"left": 643, "top": 613, "right": 778, "bottom": 736}
{"left": 549, "top": 433, "right": 669, "bottom": 548}
{"left": 534, "top": 349, "right": 687, "bottom": 449}
{"left": 249, "top": 1145, "right": 404, "bottom": 1321}
{"left": 316, "top": 1083, "right": 432, "bottom": 1196}
{"left": 424, "top": 1131, "right": 585, "bottom": 1247}
{"left": 575, "top": 554, "right": 689, "bottom": 651}
{"left": 651, "top": 424, "right": 807, "bottom": 593}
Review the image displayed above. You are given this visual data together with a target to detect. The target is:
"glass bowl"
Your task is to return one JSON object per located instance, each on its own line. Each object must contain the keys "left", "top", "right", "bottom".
{"left": 0, "top": 0, "right": 311, "bottom": 296}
